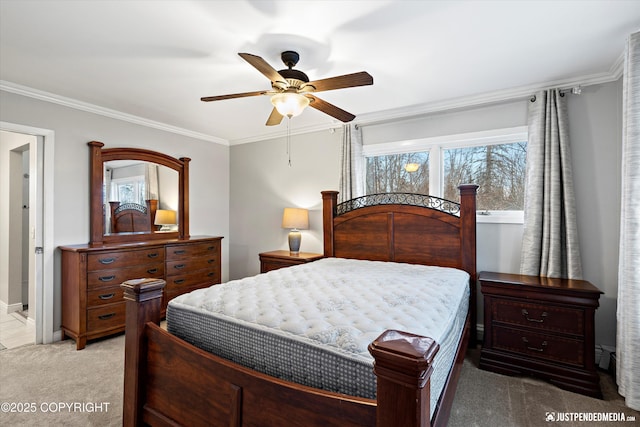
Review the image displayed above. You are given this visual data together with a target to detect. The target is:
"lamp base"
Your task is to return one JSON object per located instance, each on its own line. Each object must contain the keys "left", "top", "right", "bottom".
{"left": 288, "top": 230, "right": 302, "bottom": 254}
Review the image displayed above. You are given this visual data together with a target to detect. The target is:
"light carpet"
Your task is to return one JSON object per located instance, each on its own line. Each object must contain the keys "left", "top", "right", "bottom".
{"left": 0, "top": 335, "right": 637, "bottom": 426}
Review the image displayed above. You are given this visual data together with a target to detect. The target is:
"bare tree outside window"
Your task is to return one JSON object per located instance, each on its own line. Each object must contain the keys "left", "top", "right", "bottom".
{"left": 366, "top": 151, "right": 429, "bottom": 194}
{"left": 443, "top": 142, "right": 527, "bottom": 210}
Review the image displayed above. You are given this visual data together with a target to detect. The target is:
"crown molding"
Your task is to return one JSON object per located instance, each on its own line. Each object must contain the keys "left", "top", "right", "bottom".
{"left": 229, "top": 66, "right": 623, "bottom": 145}
{"left": 2, "top": 60, "right": 622, "bottom": 147}
{"left": 0, "top": 80, "right": 229, "bottom": 146}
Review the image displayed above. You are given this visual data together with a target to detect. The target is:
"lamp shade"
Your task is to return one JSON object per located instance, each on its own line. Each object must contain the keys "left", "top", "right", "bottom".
{"left": 282, "top": 208, "right": 309, "bottom": 230}
{"left": 154, "top": 209, "right": 177, "bottom": 225}
{"left": 271, "top": 93, "right": 310, "bottom": 118}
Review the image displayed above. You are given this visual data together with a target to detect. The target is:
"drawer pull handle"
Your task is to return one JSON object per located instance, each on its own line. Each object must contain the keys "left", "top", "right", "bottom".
{"left": 521, "top": 309, "right": 547, "bottom": 323}
{"left": 98, "top": 293, "right": 115, "bottom": 300}
{"left": 98, "top": 258, "right": 116, "bottom": 265}
{"left": 147, "top": 268, "right": 158, "bottom": 274}
{"left": 174, "top": 264, "right": 186, "bottom": 269}
{"left": 98, "top": 313, "right": 116, "bottom": 320}
{"left": 98, "top": 275, "right": 116, "bottom": 282}
{"left": 522, "top": 337, "right": 547, "bottom": 352}
{"left": 208, "top": 259, "right": 215, "bottom": 264}
{"left": 174, "top": 250, "right": 187, "bottom": 255}
{"left": 207, "top": 272, "right": 215, "bottom": 277}
{"left": 174, "top": 279, "right": 185, "bottom": 284}
{"left": 207, "top": 246, "right": 215, "bottom": 250}
{"left": 148, "top": 253, "right": 159, "bottom": 258}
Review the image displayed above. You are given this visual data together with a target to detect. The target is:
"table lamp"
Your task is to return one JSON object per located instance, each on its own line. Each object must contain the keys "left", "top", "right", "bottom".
{"left": 281, "top": 208, "right": 309, "bottom": 254}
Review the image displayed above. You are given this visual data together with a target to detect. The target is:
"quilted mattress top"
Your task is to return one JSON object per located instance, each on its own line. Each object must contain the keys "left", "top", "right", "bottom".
{"left": 170, "top": 257, "right": 470, "bottom": 363}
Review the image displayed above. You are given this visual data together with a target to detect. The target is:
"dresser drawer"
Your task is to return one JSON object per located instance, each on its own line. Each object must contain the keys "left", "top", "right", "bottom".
{"left": 87, "top": 303, "right": 125, "bottom": 332}
{"left": 492, "top": 325, "right": 584, "bottom": 367}
{"left": 166, "top": 258, "right": 218, "bottom": 276}
{"left": 87, "top": 286, "right": 124, "bottom": 307}
{"left": 492, "top": 298, "right": 584, "bottom": 335}
{"left": 87, "top": 264, "right": 164, "bottom": 289}
{"left": 87, "top": 248, "right": 164, "bottom": 271}
{"left": 166, "top": 242, "right": 220, "bottom": 260}
{"left": 165, "top": 269, "right": 219, "bottom": 291}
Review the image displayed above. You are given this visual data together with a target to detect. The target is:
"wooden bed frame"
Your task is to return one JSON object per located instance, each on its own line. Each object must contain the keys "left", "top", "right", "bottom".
{"left": 121, "top": 184, "right": 477, "bottom": 427}
{"left": 109, "top": 199, "right": 158, "bottom": 234}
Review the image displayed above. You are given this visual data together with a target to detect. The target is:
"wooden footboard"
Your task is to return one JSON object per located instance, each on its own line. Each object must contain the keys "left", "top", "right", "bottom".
{"left": 122, "top": 279, "right": 447, "bottom": 427}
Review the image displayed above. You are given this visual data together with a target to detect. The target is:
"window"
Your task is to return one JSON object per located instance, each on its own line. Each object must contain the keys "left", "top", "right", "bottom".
{"left": 363, "top": 127, "right": 528, "bottom": 223}
{"left": 110, "top": 177, "right": 146, "bottom": 205}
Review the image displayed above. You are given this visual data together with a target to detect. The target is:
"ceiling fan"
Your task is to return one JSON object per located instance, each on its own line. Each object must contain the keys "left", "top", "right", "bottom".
{"left": 201, "top": 51, "right": 373, "bottom": 126}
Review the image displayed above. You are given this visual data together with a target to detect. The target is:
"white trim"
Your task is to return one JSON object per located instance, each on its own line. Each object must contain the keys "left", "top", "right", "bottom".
{"left": 0, "top": 121, "right": 55, "bottom": 344}
{"left": 2, "top": 60, "right": 621, "bottom": 147}
{"left": 0, "top": 81, "right": 229, "bottom": 147}
{"left": 362, "top": 126, "right": 528, "bottom": 156}
{"left": 0, "top": 301, "right": 23, "bottom": 314}
{"left": 477, "top": 210, "right": 524, "bottom": 225}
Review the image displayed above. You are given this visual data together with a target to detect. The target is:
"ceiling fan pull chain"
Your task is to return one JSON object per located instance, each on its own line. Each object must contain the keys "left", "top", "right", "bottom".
{"left": 287, "top": 118, "right": 292, "bottom": 167}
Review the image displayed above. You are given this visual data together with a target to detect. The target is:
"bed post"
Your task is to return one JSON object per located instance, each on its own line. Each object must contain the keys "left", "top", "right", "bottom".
{"left": 369, "top": 330, "right": 440, "bottom": 427}
{"left": 322, "top": 191, "right": 338, "bottom": 257}
{"left": 121, "top": 278, "right": 165, "bottom": 427}
{"left": 458, "top": 184, "right": 478, "bottom": 346}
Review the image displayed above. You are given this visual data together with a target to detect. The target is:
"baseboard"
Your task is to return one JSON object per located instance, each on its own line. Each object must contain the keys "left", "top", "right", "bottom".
{"left": 0, "top": 300, "right": 23, "bottom": 314}
{"left": 53, "top": 329, "right": 63, "bottom": 342}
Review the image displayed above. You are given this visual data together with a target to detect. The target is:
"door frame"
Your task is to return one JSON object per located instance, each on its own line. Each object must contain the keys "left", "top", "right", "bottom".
{"left": 1, "top": 121, "right": 54, "bottom": 344}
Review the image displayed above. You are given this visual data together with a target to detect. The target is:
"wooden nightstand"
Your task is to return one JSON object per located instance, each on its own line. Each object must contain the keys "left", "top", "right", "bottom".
{"left": 259, "top": 250, "right": 323, "bottom": 273}
{"left": 478, "top": 271, "right": 603, "bottom": 398}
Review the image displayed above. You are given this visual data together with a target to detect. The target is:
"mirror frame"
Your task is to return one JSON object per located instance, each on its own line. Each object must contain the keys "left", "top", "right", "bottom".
{"left": 89, "top": 141, "right": 190, "bottom": 246}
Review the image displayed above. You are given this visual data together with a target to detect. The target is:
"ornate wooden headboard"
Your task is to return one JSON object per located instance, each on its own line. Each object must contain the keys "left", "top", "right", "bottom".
{"left": 322, "top": 185, "right": 477, "bottom": 277}
{"left": 109, "top": 199, "right": 158, "bottom": 233}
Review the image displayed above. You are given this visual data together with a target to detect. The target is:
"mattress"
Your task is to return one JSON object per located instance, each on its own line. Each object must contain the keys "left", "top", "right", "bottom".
{"left": 167, "top": 257, "right": 469, "bottom": 418}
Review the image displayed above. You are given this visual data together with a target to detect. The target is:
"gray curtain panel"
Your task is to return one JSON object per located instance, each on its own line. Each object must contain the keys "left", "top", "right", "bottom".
{"left": 520, "top": 89, "right": 583, "bottom": 279}
{"left": 339, "top": 123, "right": 364, "bottom": 203}
{"left": 617, "top": 30, "right": 640, "bottom": 411}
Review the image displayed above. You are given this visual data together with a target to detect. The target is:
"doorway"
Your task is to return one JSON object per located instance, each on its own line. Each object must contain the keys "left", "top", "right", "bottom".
{"left": 0, "top": 123, "right": 55, "bottom": 346}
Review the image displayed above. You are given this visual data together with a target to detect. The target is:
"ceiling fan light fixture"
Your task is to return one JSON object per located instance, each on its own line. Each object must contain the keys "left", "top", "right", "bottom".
{"left": 271, "top": 92, "right": 310, "bottom": 118}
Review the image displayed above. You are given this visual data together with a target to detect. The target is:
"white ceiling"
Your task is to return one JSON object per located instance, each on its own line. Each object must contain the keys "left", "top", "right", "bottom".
{"left": 1, "top": 0, "right": 639, "bottom": 145}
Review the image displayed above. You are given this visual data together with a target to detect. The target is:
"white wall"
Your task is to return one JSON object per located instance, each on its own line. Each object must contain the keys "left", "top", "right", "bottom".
{"left": 0, "top": 90, "right": 230, "bottom": 336}
{"left": 229, "top": 80, "right": 622, "bottom": 348}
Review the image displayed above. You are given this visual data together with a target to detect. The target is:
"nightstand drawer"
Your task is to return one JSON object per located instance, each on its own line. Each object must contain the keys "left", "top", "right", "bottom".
{"left": 492, "top": 298, "right": 584, "bottom": 335}
{"left": 493, "top": 325, "right": 584, "bottom": 367}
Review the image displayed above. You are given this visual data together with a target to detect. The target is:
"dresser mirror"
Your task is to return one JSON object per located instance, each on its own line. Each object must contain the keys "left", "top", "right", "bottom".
{"left": 89, "top": 141, "right": 190, "bottom": 245}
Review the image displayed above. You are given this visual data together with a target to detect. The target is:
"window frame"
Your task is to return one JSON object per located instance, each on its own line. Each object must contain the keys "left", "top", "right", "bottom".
{"left": 362, "top": 126, "right": 528, "bottom": 224}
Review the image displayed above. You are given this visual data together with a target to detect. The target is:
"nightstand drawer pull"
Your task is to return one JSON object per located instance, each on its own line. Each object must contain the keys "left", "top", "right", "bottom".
{"left": 98, "top": 293, "right": 115, "bottom": 300}
{"left": 98, "top": 258, "right": 116, "bottom": 265}
{"left": 98, "top": 313, "right": 116, "bottom": 320}
{"left": 521, "top": 309, "right": 547, "bottom": 323}
{"left": 522, "top": 337, "right": 547, "bottom": 352}
{"left": 174, "top": 279, "right": 185, "bottom": 284}
{"left": 98, "top": 275, "right": 116, "bottom": 282}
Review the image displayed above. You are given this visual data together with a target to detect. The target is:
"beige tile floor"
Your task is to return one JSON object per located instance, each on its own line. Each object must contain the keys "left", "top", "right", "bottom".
{"left": 0, "top": 309, "right": 35, "bottom": 350}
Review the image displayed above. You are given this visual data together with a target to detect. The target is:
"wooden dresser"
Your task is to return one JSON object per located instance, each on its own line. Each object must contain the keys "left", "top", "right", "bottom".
{"left": 259, "top": 250, "right": 323, "bottom": 273}
{"left": 479, "top": 271, "right": 602, "bottom": 398}
{"left": 60, "top": 236, "right": 222, "bottom": 349}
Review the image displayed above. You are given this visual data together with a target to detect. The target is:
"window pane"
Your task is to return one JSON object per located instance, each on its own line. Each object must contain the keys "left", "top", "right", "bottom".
{"left": 443, "top": 142, "right": 526, "bottom": 210}
{"left": 366, "top": 152, "right": 429, "bottom": 194}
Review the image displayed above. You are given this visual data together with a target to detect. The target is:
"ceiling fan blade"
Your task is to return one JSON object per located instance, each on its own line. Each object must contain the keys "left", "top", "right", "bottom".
{"left": 201, "top": 90, "right": 267, "bottom": 102}
{"left": 306, "top": 95, "right": 356, "bottom": 122}
{"left": 266, "top": 107, "right": 284, "bottom": 126}
{"left": 238, "top": 52, "right": 287, "bottom": 85}
{"left": 301, "top": 71, "right": 373, "bottom": 93}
